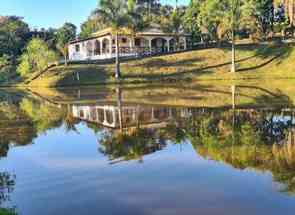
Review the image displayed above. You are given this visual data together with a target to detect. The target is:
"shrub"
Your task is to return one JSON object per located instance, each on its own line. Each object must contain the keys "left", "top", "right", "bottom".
{"left": 17, "top": 38, "right": 57, "bottom": 77}
{"left": 0, "top": 55, "right": 9, "bottom": 67}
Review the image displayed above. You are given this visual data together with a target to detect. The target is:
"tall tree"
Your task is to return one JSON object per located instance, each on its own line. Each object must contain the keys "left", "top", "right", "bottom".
{"left": 183, "top": 0, "right": 202, "bottom": 43}
{"left": 93, "top": 0, "right": 130, "bottom": 79}
{"left": 0, "top": 16, "right": 29, "bottom": 62}
{"left": 197, "top": 0, "right": 230, "bottom": 43}
{"left": 80, "top": 13, "right": 107, "bottom": 39}
{"left": 55, "top": 23, "right": 77, "bottom": 66}
{"left": 160, "top": 8, "right": 185, "bottom": 50}
{"left": 241, "top": 0, "right": 275, "bottom": 40}
{"left": 127, "top": 0, "right": 149, "bottom": 50}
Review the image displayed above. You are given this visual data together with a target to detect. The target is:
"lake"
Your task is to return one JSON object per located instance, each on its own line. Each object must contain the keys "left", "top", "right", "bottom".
{"left": 1, "top": 81, "right": 295, "bottom": 215}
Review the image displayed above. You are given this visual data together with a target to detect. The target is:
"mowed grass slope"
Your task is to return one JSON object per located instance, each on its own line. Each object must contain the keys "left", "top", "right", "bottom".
{"left": 28, "top": 43, "right": 295, "bottom": 87}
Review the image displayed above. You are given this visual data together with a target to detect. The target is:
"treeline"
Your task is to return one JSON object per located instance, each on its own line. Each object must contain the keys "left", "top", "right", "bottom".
{"left": 81, "top": 0, "right": 294, "bottom": 43}
{"left": 0, "top": 0, "right": 294, "bottom": 81}
{"left": 0, "top": 16, "right": 77, "bottom": 80}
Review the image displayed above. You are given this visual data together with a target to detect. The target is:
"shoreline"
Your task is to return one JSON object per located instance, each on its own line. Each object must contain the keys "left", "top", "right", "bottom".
{"left": 2, "top": 76, "right": 295, "bottom": 89}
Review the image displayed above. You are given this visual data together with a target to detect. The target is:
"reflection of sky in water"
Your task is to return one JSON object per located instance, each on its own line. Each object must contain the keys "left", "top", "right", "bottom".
{"left": 1, "top": 122, "right": 295, "bottom": 215}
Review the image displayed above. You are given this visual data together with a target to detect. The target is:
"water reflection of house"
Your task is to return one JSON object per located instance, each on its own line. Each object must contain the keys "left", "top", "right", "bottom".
{"left": 72, "top": 104, "right": 193, "bottom": 129}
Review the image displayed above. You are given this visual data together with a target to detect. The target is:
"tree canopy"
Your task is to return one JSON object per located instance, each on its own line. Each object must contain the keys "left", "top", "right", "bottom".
{"left": 0, "top": 16, "right": 30, "bottom": 61}
{"left": 55, "top": 22, "right": 77, "bottom": 65}
{"left": 17, "top": 38, "right": 57, "bottom": 77}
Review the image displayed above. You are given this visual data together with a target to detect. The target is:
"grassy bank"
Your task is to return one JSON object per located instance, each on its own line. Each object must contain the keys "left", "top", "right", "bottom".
{"left": 17, "top": 42, "right": 295, "bottom": 87}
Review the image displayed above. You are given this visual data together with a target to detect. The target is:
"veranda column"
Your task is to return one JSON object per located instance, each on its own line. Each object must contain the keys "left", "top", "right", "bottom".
{"left": 148, "top": 38, "right": 152, "bottom": 54}
{"left": 129, "top": 38, "right": 134, "bottom": 55}
{"left": 167, "top": 38, "right": 170, "bottom": 52}
{"left": 100, "top": 39, "right": 103, "bottom": 58}
{"left": 183, "top": 37, "right": 187, "bottom": 50}
{"left": 110, "top": 35, "right": 114, "bottom": 58}
{"left": 103, "top": 108, "right": 107, "bottom": 124}
{"left": 92, "top": 40, "right": 95, "bottom": 59}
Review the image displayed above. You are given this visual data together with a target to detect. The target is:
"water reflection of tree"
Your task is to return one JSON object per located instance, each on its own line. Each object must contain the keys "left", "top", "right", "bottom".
{"left": 99, "top": 128, "right": 167, "bottom": 163}
{"left": 63, "top": 104, "right": 80, "bottom": 133}
{"left": 0, "top": 94, "right": 76, "bottom": 215}
{"left": 0, "top": 100, "right": 37, "bottom": 158}
{"left": 178, "top": 110, "right": 295, "bottom": 195}
{"left": 0, "top": 95, "right": 71, "bottom": 158}
{"left": 20, "top": 98, "right": 66, "bottom": 134}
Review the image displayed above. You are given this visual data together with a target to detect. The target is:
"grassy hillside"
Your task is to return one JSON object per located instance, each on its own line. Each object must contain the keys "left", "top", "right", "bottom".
{"left": 26, "top": 42, "right": 295, "bottom": 87}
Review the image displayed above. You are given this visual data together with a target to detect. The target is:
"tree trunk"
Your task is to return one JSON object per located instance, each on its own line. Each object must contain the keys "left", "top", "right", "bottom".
{"left": 117, "top": 87, "right": 123, "bottom": 132}
{"left": 64, "top": 54, "right": 68, "bottom": 67}
{"left": 232, "top": 85, "right": 236, "bottom": 109}
{"left": 231, "top": 33, "right": 236, "bottom": 73}
{"left": 231, "top": 3, "right": 236, "bottom": 73}
{"left": 115, "top": 32, "right": 121, "bottom": 79}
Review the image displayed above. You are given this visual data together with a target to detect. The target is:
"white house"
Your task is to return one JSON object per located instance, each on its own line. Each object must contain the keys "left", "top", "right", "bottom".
{"left": 68, "top": 26, "right": 191, "bottom": 62}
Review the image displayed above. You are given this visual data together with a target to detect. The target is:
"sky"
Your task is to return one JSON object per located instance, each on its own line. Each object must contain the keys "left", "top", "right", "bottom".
{"left": 0, "top": 0, "right": 190, "bottom": 30}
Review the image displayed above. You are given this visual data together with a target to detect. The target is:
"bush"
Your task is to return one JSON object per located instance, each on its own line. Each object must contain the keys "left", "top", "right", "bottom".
{"left": 0, "top": 66, "right": 16, "bottom": 83}
{"left": 17, "top": 38, "right": 57, "bottom": 77}
{"left": 0, "top": 55, "right": 9, "bottom": 68}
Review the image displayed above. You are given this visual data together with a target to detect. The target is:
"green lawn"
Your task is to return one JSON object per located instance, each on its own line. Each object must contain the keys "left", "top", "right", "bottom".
{"left": 25, "top": 42, "right": 295, "bottom": 87}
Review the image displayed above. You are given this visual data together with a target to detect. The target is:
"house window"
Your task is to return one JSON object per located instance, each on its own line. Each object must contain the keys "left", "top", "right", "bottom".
{"left": 112, "top": 39, "right": 115, "bottom": 44}
{"left": 79, "top": 110, "right": 84, "bottom": 118}
{"left": 135, "top": 38, "right": 141, "bottom": 47}
{"left": 122, "top": 38, "right": 127, "bottom": 43}
{"left": 75, "top": 44, "right": 80, "bottom": 52}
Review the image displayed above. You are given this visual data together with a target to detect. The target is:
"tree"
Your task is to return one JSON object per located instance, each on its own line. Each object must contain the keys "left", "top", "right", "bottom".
{"left": 0, "top": 16, "right": 29, "bottom": 62}
{"left": 80, "top": 13, "right": 107, "bottom": 39}
{"left": 183, "top": 0, "right": 202, "bottom": 43}
{"left": 17, "top": 38, "right": 57, "bottom": 77}
{"left": 93, "top": 0, "right": 131, "bottom": 79}
{"left": 0, "top": 55, "right": 9, "bottom": 68}
{"left": 127, "top": 0, "right": 149, "bottom": 50}
{"left": 274, "top": 2, "right": 286, "bottom": 23}
{"left": 160, "top": 7, "right": 185, "bottom": 50}
{"left": 241, "top": 0, "right": 275, "bottom": 40}
{"left": 55, "top": 23, "right": 77, "bottom": 66}
{"left": 197, "top": 0, "right": 231, "bottom": 43}
{"left": 133, "top": 0, "right": 160, "bottom": 17}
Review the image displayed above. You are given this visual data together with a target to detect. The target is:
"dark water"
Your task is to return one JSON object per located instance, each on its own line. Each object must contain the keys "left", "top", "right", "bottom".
{"left": 2, "top": 86, "right": 295, "bottom": 215}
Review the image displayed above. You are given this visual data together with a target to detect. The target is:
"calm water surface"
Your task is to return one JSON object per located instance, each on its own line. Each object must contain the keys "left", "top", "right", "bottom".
{"left": 1, "top": 84, "right": 295, "bottom": 215}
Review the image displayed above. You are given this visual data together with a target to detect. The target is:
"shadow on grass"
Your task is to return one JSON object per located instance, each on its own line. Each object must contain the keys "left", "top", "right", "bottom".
{"left": 237, "top": 55, "right": 282, "bottom": 72}
{"left": 226, "top": 43, "right": 295, "bottom": 73}
{"left": 45, "top": 65, "right": 111, "bottom": 87}
{"left": 132, "top": 56, "right": 203, "bottom": 68}
{"left": 123, "top": 54, "right": 258, "bottom": 80}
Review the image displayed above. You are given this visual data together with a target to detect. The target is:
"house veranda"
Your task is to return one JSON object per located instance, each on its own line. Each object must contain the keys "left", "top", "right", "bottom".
{"left": 68, "top": 26, "right": 191, "bottom": 62}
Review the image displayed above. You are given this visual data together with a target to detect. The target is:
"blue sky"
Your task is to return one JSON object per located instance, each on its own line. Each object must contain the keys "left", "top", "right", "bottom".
{"left": 0, "top": 0, "right": 190, "bottom": 30}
